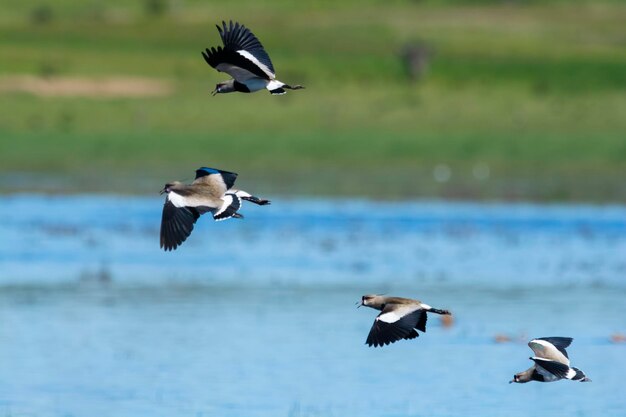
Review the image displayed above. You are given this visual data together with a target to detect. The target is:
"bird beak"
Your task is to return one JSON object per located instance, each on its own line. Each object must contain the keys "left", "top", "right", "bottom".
{"left": 355, "top": 301, "right": 362, "bottom": 309}
{"left": 159, "top": 187, "right": 167, "bottom": 195}
{"left": 211, "top": 88, "right": 218, "bottom": 96}
{"left": 509, "top": 380, "right": 514, "bottom": 384}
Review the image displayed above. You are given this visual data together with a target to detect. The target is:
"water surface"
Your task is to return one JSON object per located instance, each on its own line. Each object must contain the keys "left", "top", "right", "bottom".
{"left": 1, "top": 195, "right": 625, "bottom": 417}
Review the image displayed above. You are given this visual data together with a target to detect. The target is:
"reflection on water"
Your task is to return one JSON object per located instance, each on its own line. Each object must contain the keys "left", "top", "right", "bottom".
{"left": 1, "top": 195, "right": 625, "bottom": 417}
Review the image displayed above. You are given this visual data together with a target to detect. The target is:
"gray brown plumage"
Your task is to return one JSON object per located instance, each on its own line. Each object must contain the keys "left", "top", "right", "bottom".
{"left": 510, "top": 337, "right": 591, "bottom": 383}
{"left": 359, "top": 295, "right": 451, "bottom": 347}
{"left": 160, "top": 167, "right": 270, "bottom": 251}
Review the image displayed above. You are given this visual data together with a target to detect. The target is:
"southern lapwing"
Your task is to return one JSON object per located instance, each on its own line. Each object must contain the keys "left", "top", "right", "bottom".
{"left": 358, "top": 295, "right": 451, "bottom": 347}
{"left": 159, "top": 167, "right": 270, "bottom": 251}
{"left": 202, "top": 20, "right": 304, "bottom": 95}
{"left": 510, "top": 337, "right": 591, "bottom": 383}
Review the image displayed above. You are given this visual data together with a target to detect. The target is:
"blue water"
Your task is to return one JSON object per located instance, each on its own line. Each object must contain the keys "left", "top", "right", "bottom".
{"left": 1, "top": 195, "right": 625, "bottom": 417}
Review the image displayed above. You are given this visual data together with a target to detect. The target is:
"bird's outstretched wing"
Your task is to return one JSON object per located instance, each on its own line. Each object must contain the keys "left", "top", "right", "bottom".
{"left": 202, "top": 21, "right": 276, "bottom": 81}
{"left": 217, "top": 20, "right": 275, "bottom": 76}
{"left": 528, "top": 337, "right": 572, "bottom": 365}
{"left": 160, "top": 199, "right": 204, "bottom": 251}
{"left": 537, "top": 337, "right": 572, "bottom": 357}
{"left": 365, "top": 304, "right": 426, "bottom": 347}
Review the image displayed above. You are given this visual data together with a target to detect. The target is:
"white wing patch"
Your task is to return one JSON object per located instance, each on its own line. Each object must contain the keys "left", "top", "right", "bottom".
{"left": 237, "top": 50, "right": 275, "bottom": 79}
{"left": 529, "top": 340, "right": 547, "bottom": 355}
{"left": 266, "top": 79, "right": 285, "bottom": 91}
{"left": 377, "top": 311, "right": 402, "bottom": 323}
{"left": 215, "top": 63, "right": 259, "bottom": 82}
{"left": 167, "top": 192, "right": 188, "bottom": 208}
{"left": 231, "top": 189, "right": 251, "bottom": 198}
{"left": 529, "top": 339, "right": 570, "bottom": 365}
{"left": 565, "top": 368, "right": 577, "bottom": 379}
{"left": 377, "top": 305, "right": 422, "bottom": 324}
{"left": 530, "top": 339, "right": 551, "bottom": 350}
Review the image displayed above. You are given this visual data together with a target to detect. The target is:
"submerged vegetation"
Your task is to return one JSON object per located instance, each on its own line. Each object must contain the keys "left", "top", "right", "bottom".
{"left": 0, "top": 0, "right": 624, "bottom": 200}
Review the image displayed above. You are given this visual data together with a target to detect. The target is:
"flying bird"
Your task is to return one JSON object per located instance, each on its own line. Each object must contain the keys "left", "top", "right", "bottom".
{"left": 202, "top": 20, "right": 304, "bottom": 95}
{"left": 160, "top": 167, "right": 270, "bottom": 251}
{"left": 358, "top": 295, "right": 451, "bottom": 347}
{"left": 510, "top": 337, "right": 591, "bottom": 383}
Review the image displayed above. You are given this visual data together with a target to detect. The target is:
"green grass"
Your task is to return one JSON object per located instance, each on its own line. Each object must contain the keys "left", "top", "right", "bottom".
{"left": 0, "top": 0, "right": 625, "bottom": 200}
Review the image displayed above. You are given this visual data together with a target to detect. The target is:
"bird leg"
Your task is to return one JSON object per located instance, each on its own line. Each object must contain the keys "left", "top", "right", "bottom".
{"left": 242, "top": 196, "right": 271, "bottom": 205}
{"left": 284, "top": 84, "right": 305, "bottom": 90}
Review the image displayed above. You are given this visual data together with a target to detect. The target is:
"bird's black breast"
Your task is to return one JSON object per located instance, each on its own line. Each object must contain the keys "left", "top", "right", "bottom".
{"left": 531, "top": 369, "right": 546, "bottom": 382}
{"left": 233, "top": 81, "right": 251, "bottom": 93}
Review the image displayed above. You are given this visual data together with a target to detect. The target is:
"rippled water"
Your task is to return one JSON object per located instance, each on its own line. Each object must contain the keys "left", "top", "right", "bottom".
{"left": 1, "top": 195, "right": 625, "bottom": 417}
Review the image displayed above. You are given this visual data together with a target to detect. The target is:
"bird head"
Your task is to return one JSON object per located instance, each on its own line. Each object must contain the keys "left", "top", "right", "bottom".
{"left": 160, "top": 181, "right": 180, "bottom": 195}
{"left": 359, "top": 294, "right": 384, "bottom": 309}
{"left": 212, "top": 80, "right": 235, "bottom": 95}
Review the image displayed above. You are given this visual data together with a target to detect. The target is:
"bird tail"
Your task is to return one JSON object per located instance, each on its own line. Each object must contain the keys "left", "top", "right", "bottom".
{"left": 571, "top": 367, "right": 591, "bottom": 382}
{"left": 242, "top": 195, "right": 271, "bottom": 205}
{"left": 266, "top": 80, "right": 304, "bottom": 95}
{"left": 428, "top": 308, "right": 451, "bottom": 315}
{"left": 233, "top": 190, "right": 271, "bottom": 205}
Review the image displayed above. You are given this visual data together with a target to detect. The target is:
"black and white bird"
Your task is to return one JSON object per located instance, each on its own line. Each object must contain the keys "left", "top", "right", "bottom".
{"left": 510, "top": 337, "right": 591, "bottom": 383}
{"left": 160, "top": 167, "right": 270, "bottom": 251}
{"left": 358, "top": 295, "right": 451, "bottom": 347}
{"left": 202, "top": 20, "right": 304, "bottom": 95}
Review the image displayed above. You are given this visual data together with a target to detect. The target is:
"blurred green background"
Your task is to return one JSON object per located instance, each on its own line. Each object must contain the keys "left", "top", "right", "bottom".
{"left": 0, "top": 0, "right": 624, "bottom": 200}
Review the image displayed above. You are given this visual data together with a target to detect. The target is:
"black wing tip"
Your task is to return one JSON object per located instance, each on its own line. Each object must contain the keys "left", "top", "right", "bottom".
{"left": 404, "top": 329, "right": 420, "bottom": 340}
{"left": 201, "top": 50, "right": 211, "bottom": 65}
{"left": 366, "top": 340, "right": 392, "bottom": 348}
{"left": 160, "top": 242, "right": 177, "bottom": 251}
{"left": 160, "top": 234, "right": 189, "bottom": 251}
{"left": 537, "top": 337, "right": 574, "bottom": 351}
{"left": 160, "top": 234, "right": 181, "bottom": 251}
{"left": 217, "top": 20, "right": 243, "bottom": 34}
{"left": 539, "top": 336, "right": 573, "bottom": 343}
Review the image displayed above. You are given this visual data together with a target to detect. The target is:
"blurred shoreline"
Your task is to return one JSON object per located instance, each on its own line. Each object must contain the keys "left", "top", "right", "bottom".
{"left": 1, "top": 1, "right": 624, "bottom": 203}
{"left": 1, "top": 169, "right": 624, "bottom": 203}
